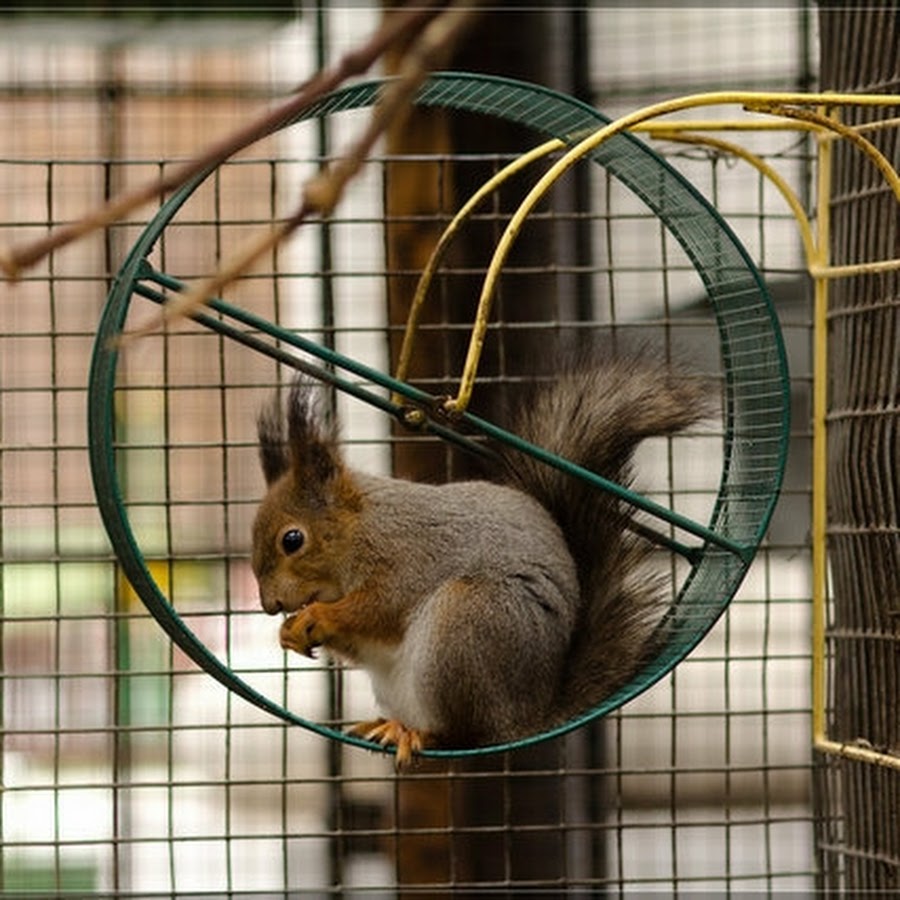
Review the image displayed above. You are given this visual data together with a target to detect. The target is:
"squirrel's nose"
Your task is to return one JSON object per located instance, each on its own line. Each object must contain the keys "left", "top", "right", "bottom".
{"left": 260, "top": 593, "right": 283, "bottom": 615}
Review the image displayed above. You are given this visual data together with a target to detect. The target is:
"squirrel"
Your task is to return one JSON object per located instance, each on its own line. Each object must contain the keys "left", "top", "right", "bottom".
{"left": 251, "top": 356, "right": 711, "bottom": 768}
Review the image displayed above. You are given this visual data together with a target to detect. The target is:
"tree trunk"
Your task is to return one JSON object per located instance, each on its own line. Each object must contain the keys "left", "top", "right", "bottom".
{"left": 817, "top": 7, "right": 900, "bottom": 892}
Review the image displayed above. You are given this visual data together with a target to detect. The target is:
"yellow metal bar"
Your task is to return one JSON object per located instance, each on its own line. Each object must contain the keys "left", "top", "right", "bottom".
{"left": 636, "top": 118, "right": 822, "bottom": 134}
{"left": 812, "top": 738, "right": 900, "bottom": 770}
{"left": 811, "top": 258, "right": 900, "bottom": 278}
{"left": 806, "top": 108, "right": 900, "bottom": 772}
{"left": 749, "top": 100, "right": 900, "bottom": 202}
{"left": 392, "top": 137, "right": 564, "bottom": 402}
{"left": 446, "top": 89, "right": 900, "bottom": 412}
{"left": 636, "top": 114, "right": 900, "bottom": 137}
{"left": 630, "top": 114, "right": 900, "bottom": 138}
{"left": 810, "top": 109, "right": 832, "bottom": 758}
{"left": 435, "top": 88, "right": 900, "bottom": 770}
{"left": 853, "top": 115, "right": 900, "bottom": 135}
{"left": 651, "top": 130, "right": 818, "bottom": 270}
{"left": 662, "top": 114, "right": 900, "bottom": 771}
{"left": 650, "top": 130, "right": 900, "bottom": 282}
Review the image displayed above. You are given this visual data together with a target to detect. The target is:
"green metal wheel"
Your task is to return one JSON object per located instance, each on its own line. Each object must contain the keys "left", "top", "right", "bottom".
{"left": 88, "top": 72, "right": 790, "bottom": 760}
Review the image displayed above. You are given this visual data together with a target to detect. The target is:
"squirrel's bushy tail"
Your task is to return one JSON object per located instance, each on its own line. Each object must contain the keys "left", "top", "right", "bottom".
{"left": 497, "top": 355, "right": 714, "bottom": 719}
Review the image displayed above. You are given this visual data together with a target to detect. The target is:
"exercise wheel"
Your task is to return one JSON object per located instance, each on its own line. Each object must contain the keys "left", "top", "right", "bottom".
{"left": 88, "top": 72, "right": 790, "bottom": 759}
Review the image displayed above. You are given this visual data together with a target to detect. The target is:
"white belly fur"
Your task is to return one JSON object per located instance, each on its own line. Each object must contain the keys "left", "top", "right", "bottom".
{"left": 356, "top": 637, "right": 436, "bottom": 732}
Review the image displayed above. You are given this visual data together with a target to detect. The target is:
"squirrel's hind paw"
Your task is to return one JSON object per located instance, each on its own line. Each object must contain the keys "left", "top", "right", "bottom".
{"left": 349, "top": 718, "right": 431, "bottom": 770}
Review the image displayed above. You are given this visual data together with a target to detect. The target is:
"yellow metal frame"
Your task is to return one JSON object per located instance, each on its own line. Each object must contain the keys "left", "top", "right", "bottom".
{"left": 395, "top": 90, "right": 900, "bottom": 771}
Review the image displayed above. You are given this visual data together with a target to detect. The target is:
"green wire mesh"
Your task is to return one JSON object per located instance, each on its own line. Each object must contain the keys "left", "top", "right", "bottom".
{"left": 88, "top": 72, "right": 790, "bottom": 759}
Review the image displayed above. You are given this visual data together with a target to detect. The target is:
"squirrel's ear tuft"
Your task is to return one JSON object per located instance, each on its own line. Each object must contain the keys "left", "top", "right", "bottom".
{"left": 258, "top": 376, "right": 349, "bottom": 502}
{"left": 286, "top": 377, "right": 341, "bottom": 495}
{"left": 257, "top": 393, "right": 290, "bottom": 485}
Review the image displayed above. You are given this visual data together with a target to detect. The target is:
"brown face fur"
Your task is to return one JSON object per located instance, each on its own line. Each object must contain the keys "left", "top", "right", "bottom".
{"left": 252, "top": 471, "right": 361, "bottom": 615}
{"left": 252, "top": 379, "right": 363, "bottom": 616}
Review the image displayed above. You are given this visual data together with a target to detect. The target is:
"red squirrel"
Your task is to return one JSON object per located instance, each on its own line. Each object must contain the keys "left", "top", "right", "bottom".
{"left": 251, "top": 357, "right": 711, "bottom": 767}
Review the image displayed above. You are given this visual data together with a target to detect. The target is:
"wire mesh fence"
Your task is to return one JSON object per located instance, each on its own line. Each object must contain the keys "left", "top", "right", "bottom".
{"left": 1, "top": 8, "right": 819, "bottom": 896}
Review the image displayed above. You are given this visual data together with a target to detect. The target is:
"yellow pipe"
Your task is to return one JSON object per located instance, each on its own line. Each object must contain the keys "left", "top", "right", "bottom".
{"left": 852, "top": 115, "right": 900, "bottom": 135}
{"left": 657, "top": 109, "right": 900, "bottom": 771}
{"left": 636, "top": 118, "right": 822, "bottom": 134}
{"left": 392, "top": 137, "right": 564, "bottom": 401}
{"left": 812, "top": 258, "right": 900, "bottom": 278}
{"left": 650, "top": 130, "right": 818, "bottom": 270}
{"left": 812, "top": 738, "right": 900, "bottom": 770}
{"left": 446, "top": 89, "right": 900, "bottom": 412}
{"left": 650, "top": 131, "right": 900, "bottom": 283}
{"left": 748, "top": 100, "right": 900, "bottom": 202}
{"left": 805, "top": 109, "right": 900, "bottom": 771}
{"left": 636, "top": 114, "right": 900, "bottom": 137}
{"left": 810, "top": 111, "right": 831, "bottom": 756}
{"left": 630, "top": 114, "right": 900, "bottom": 137}
{"left": 435, "top": 89, "right": 900, "bottom": 769}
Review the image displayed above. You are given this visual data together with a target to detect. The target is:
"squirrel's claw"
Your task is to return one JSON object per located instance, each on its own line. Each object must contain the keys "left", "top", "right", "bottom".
{"left": 349, "top": 718, "right": 429, "bottom": 770}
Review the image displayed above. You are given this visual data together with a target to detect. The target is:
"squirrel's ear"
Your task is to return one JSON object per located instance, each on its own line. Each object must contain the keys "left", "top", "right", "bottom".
{"left": 286, "top": 378, "right": 342, "bottom": 498}
{"left": 257, "top": 394, "right": 290, "bottom": 486}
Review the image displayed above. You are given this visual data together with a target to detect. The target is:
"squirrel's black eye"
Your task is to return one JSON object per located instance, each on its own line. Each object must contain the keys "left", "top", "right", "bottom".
{"left": 281, "top": 528, "right": 305, "bottom": 555}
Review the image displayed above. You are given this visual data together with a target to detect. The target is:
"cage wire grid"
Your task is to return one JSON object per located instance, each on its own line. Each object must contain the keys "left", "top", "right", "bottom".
{"left": 0, "top": 11, "right": 820, "bottom": 898}
{"left": 3, "top": 145, "right": 815, "bottom": 897}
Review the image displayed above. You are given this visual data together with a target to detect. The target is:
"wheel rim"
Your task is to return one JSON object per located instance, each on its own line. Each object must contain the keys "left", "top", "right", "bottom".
{"left": 88, "top": 72, "right": 790, "bottom": 758}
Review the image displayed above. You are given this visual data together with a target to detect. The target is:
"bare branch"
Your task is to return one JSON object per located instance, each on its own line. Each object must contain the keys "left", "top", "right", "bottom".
{"left": 120, "top": 0, "right": 481, "bottom": 336}
{"left": 116, "top": 204, "right": 313, "bottom": 346}
{"left": 305, "top": 1, "right": 481, "bottom": 216}
{"left": 0, "top": 0, "right": 448, "bottom": 280}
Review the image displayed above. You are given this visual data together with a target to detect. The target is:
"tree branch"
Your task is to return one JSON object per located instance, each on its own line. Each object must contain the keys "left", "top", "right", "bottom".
{"left": 117, "top": 0, "right": 480, "bottom": 339}
{"left": 0, "top": 0, "right": 454, "bottom": 281}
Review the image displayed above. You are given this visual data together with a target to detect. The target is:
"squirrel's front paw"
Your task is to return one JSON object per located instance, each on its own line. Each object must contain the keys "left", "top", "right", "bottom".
{"left": 280, "top": 607, "right": 327, "bottom": 658}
